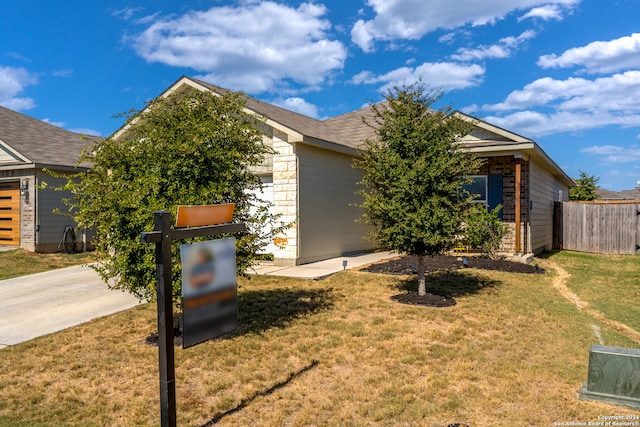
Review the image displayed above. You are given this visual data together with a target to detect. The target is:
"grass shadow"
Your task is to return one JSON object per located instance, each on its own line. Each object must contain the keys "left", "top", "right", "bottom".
{"left": 536, "top": 250, "right": 560, "bottom": 260}
{"left": 146, "top": 288, "right": 334, "bottom": 346}
{"left": 396, "top": 270, "right": 501, "bottom": 298}
{"left": 200, "top": 359, "right": 319, "bottom": 426}
{"left": 233, "top": 288, "right": 334, "bottom": 336}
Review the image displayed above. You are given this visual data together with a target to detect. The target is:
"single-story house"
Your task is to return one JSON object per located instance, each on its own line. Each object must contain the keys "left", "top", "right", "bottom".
{"left": 140, "top": 76, "right": 573, "bottom": 265}
{"left": 0, "top": 105, "right": 90, "bottom": 252}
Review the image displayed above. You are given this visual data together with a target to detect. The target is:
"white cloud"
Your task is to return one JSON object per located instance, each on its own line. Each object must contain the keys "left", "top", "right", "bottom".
{"left": 270, "top": 97, "right": 320, "bottom": 118}
{"left": 483, "top": 109, "right": 640, "bottom": 137}
{"left": 580, "top": 145, "right": 640, "bottom": 164}
{"left": 519, "top": 5, "right": 563, "bottom": 21}
{"left": 130, "top": 2, "right": 346, "bottom": 94}
{"left": 450, "top": 30, "right": 536, "bottom": 61}
{"left": 352, "top": 61, "right": 485, "bottom": 92}
{"left": 112, "top": 7, "right": 144, "bottom": 22}
{"left": 0, "top": 65, "right": 37, "bottom": 111}
{"left": 135, "top": 13, "right": 161, "bottom": 25}
{"left": 69, "top": 128, "right": 102, "bottom": 136}
{"left": 351, "top": 0, "right": 578, "bottom": 52}
{"left": 477, "top": 71, "right": 640, "bottom": 136}
{"left": 538, "top": 33, "right": 640, "bottom": 74}
{"left": 483, "top": 71, "right": 640, "bottom": 113}
{"left": 41, "top": 118, "right": 66, "bottom": 128}
{"left": 52, "top": 69, "right": 73, "bottom": 77}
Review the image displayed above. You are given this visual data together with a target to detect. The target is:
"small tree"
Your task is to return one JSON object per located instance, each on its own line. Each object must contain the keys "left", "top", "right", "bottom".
{"left": 464, "top": 204, "right": 509, "bottom": 260}
{"left": 569, "top": 171, "right": 600, "bottom": 201}
{"left": 355, "top": 83, "right": 483, "bottom": 296}
{"left": 56, "top": 89, "right": 284, "bottom": 302}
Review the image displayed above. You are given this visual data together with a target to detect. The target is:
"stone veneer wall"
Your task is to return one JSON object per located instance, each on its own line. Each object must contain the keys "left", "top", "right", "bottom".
{"left": 0, "top": 170, "right": 35, "bottom": 251}
{"left": 271, "top": 134, "right": 298, "bottom": 266}
{"left": 477, "top": 156, "right": 530, "bottom": 254}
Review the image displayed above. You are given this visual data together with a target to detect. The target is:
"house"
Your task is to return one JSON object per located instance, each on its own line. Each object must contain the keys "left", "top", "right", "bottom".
{"left": 0, "top": 106, "right": 91, "bottom": 252}
{"left": 456, "top": 116, "right": 574, "bottom": 255}
{"left": 120, "top": 76, "right": 574, "bottom": 264}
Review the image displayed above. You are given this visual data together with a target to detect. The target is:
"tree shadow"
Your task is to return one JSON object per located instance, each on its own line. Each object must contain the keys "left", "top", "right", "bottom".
{"left": 396, "top": 270, "right": 501, "bottom": 298}
{"left": 232, "top": 288, "right": 334, "bottom": 336}
{"left": 145, "top": 288, "right": 334, "bottom": 346}
{"left": 199, "top": 359, "right": 319, "bottom": 426}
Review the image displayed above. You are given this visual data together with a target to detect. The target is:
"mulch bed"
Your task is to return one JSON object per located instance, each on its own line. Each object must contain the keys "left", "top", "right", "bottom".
{"left": 360, "top": 255, "right": 540, "bottom": 275}
{"left": 362, "top": 255, "right": 541, "bottom": 308}
{"left": 390, "top": 292, "right": 456, "bottom": 307}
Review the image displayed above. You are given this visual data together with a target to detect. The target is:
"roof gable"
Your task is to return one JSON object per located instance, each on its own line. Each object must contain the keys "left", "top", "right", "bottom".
{"left": 178, "top": 77, "right": 359, "bottom": 151}
{"left": 0, "top": 105, "right": 90, "bottom": 169}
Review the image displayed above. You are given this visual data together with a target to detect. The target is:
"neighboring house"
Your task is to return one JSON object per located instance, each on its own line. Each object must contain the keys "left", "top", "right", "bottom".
{"left": 0, "top": 106, "right": 91, "bottom": 252}
{"left": 597, "top": 187, "right": 640, "bottom": 200}
{"left": 119, "top": 76, "right": 574, "bottom": 264}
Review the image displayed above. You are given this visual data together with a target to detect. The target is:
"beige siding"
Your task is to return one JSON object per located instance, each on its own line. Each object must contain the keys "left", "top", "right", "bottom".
{"left": 297, "top": 144, "right": 374, "bottom": 264}
{"left": 529, "top": 160, "right": 569, "bottom": 254}
{"left": 462, "top": 128, "right": 510, "bottom": 142}
{"left": 0, "top": 145, "right": 23, "bottom": 164}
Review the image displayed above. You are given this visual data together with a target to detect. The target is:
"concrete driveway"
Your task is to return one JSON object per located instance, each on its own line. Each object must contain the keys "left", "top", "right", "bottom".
{"left": 0, "top": 264, "right": 141, "bottom": 348}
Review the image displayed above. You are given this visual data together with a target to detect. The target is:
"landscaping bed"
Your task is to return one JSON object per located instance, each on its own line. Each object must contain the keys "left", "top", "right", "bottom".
{"left": 360, "top": 254, "right": 539, "bottom": 275}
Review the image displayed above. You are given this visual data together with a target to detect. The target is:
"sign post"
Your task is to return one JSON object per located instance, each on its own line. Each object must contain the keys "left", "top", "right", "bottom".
{"left": 141, "top": 209, "right": 246, "bottom": 427}
{"left": 154, "top": 211, "right": 176, "bottom": 427}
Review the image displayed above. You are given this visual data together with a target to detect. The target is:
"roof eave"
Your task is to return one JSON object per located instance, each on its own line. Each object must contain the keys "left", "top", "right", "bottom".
{"left": 301, "top": 136, "right": 361, "bottom": 156}
{"left": 465, "top": 141, "right": 574, "bottom": 187}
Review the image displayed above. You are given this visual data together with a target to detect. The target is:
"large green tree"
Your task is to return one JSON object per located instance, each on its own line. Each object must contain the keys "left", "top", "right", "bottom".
{"left": 56, "top": 89, "right": 283, "bottom": 302}
{"left": 355, "top": 83, "right": 483, "bottom": 296}
{"left": 569, "top": 171, "right": 600, "bottom": 201}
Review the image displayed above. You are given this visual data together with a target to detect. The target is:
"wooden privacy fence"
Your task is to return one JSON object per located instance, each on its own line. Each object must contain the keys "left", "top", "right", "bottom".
{"left": 554, "top": 201, "right": 640, "bottom": 254}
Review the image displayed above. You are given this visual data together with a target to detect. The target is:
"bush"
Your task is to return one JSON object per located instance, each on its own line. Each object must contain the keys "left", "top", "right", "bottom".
{"left": 464, "top": 204, "right": 509, "bottom": 259}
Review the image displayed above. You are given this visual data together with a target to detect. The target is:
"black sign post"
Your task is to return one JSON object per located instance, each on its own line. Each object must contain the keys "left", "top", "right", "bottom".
{"left": 141, "top": 210, "right": 246, "bottom": 427}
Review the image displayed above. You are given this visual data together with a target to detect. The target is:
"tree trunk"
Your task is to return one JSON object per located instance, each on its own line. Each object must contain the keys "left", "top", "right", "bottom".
{"left": 417, "top": 255, "right": 426, "bottom": 296}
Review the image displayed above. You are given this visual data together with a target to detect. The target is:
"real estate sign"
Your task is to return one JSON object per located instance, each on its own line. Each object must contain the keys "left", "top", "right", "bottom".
{"left": 180, "top": 237, "right": 238, "bottom": 348}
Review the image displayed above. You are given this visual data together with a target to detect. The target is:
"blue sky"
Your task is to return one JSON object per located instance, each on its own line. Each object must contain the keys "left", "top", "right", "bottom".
{"left": 2, "top": 0, "right": 640, "bottom": 191}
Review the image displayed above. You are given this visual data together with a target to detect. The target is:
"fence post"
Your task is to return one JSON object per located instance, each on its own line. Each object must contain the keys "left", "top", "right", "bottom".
{"left": 553, "top": 202, "right": 563, "bottom": 250}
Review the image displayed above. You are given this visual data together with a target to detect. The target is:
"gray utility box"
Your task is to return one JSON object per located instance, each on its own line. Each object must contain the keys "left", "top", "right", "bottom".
{"left": 581, "top": 344, "right": 640, "bottom": 409}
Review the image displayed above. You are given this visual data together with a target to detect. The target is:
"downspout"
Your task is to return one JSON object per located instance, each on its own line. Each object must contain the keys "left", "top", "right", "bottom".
{"left": 514, "top": 155, "right": 522, "bottom": 254}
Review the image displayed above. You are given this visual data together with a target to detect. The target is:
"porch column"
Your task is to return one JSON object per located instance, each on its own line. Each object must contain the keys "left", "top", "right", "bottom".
{"left": 514, "top": 155, "right": 522, "bottom": 254}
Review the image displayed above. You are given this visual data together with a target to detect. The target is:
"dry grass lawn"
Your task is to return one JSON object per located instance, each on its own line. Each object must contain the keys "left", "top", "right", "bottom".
{"left": 0, "top": 254, "right": 638, "bottom": 426}
{"left": 0, "top": 249, "right": 93, "bottom": 280}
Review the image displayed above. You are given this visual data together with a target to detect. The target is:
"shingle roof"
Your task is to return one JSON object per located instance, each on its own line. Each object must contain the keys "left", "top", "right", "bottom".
{"left": 0, "top": 105, "right": 91, "bottom": 169}
{"left": 323, "top": 104, "right": 380, "bottom": 146}
{"left": 189, "top": 77, "right": 361, "bottom": 149}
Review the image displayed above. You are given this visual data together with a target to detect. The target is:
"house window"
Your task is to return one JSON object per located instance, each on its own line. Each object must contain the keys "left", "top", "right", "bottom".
{"left": 463, "top": 175, "right": 487, "bottom": 204}
{"left": 462, "top": 174, "right": 504, "bottom": 221}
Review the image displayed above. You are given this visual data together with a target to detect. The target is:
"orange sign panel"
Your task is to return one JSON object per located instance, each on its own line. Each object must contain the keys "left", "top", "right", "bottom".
{"left": 175, "top": 203, "right": 235, "bottom": 228}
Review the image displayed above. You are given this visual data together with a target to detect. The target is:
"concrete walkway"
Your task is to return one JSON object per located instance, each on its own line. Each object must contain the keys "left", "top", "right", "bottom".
{"left": 0, "top": 264, "right": 141, "bottom": 349}
{"left": 248, "top": 251, "right": 397, "bottom": 279}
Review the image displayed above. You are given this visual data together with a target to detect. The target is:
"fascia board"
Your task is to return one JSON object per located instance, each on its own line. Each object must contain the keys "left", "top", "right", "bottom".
{"left": 0, "top": 138, "right": 31, "bottom": 163}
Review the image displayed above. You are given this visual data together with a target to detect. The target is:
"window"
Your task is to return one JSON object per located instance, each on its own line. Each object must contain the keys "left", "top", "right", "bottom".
{"left": 463, "top": 175, "right": 487, "bottom": 204}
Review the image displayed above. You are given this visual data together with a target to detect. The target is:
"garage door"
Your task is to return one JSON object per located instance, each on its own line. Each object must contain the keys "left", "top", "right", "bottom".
{"left": 0, "top": 182, "right": 20, "bottom": 246}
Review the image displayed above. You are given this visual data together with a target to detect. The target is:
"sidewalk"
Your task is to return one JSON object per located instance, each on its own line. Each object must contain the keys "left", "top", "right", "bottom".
{"left": 0, "top": 264, "right": 141, "bottom": 348}
{"left": 248, "top": 251, "right": 397, "bottom": 279}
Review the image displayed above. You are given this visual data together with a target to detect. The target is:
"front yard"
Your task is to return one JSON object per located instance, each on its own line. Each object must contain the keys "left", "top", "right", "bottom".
{"left": 0, "top": 252, "right": 638, "bottom": 426}
{"left": 0, "top": 249, "right": 93, "bottom": 280}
